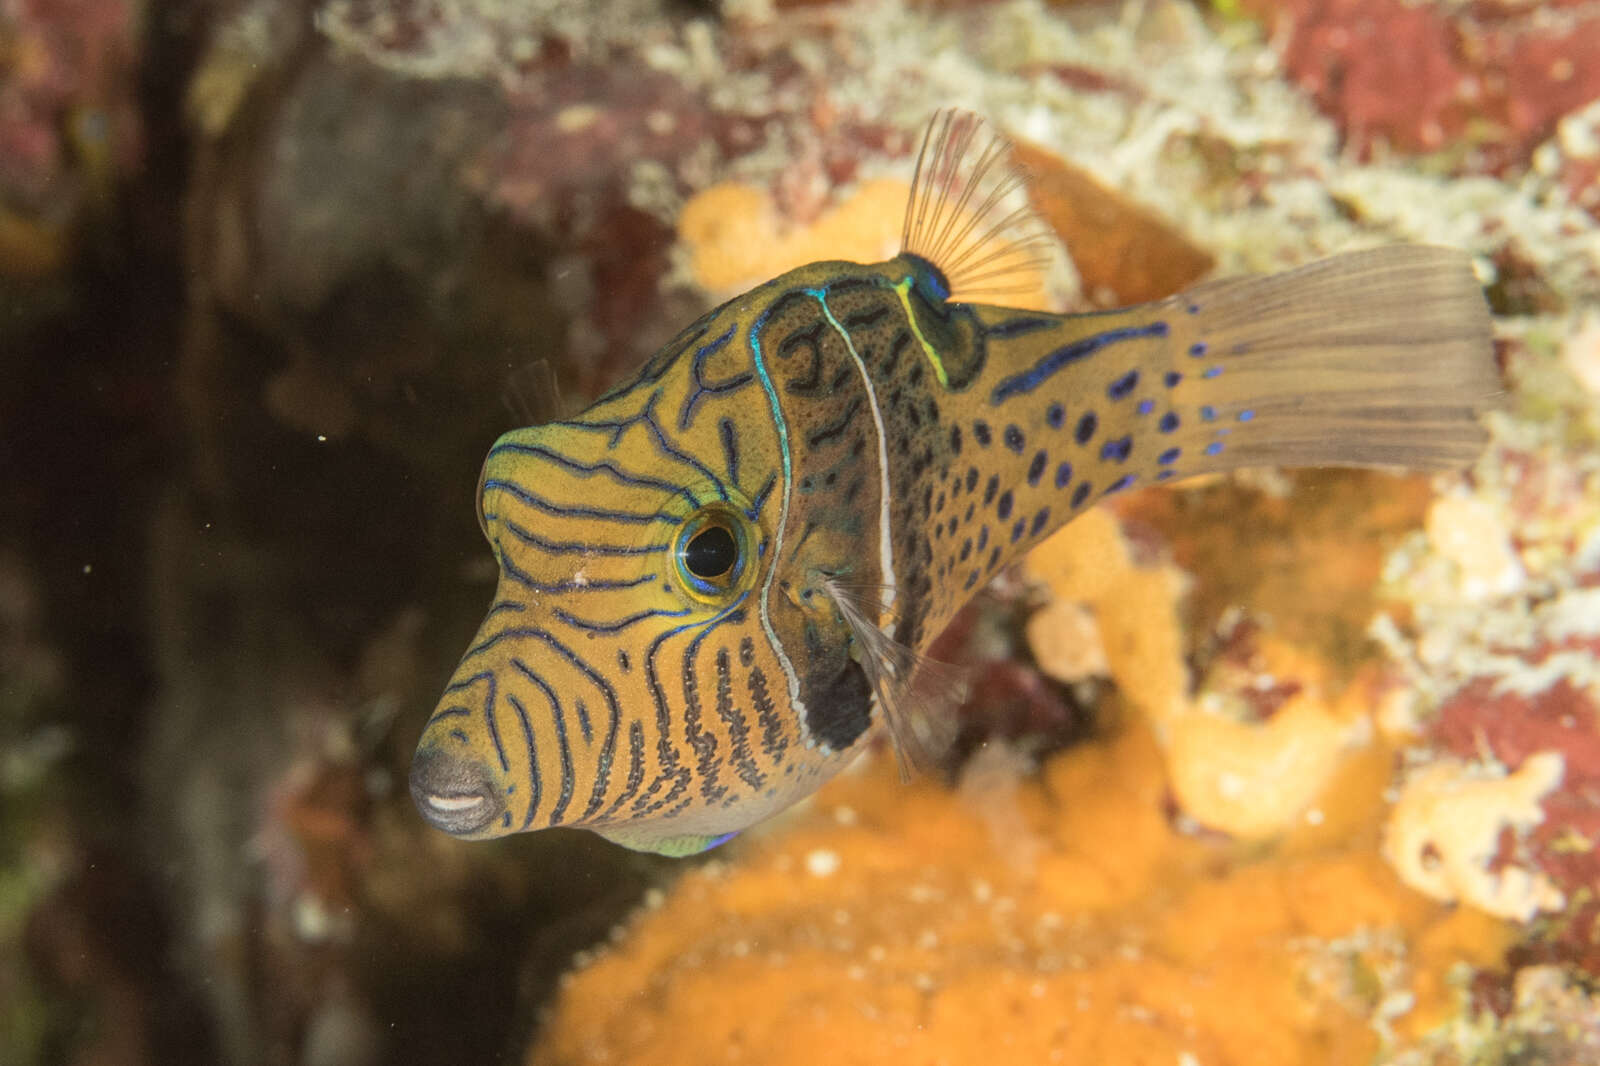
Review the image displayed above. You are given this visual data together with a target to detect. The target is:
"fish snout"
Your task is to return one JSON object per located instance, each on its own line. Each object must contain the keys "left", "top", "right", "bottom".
{"left": 409, "top": 746, "right": 503, "bottom": 836}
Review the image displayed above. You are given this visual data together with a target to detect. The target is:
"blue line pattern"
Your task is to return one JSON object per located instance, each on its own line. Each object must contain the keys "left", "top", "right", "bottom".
{"left": 990, "top": 321, "right": 1169, "bottom": 402}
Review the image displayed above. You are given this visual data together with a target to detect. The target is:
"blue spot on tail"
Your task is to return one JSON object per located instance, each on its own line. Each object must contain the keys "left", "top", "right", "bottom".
{"left": 1101, "top": 436, "right": 1133, "bottom": 462}
{"left": 1027, "top": 451, "right": 1048, "bottom": 486}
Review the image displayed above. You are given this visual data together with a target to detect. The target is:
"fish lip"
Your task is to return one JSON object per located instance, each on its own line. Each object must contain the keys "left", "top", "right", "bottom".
{"left": 409, "top": 747, "right": 503, "bottom": 836}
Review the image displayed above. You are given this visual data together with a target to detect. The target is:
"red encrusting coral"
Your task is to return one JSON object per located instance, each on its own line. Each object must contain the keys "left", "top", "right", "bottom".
{"left": 1260, "top": 0, "right": 1600, "bottom": 172}
{"left": 0, "top": 0, "right": 141, "bottom": 202}
{"left": 1430, "top": 679, "right": 1600, "bottom": 974}
{"left": 0, "top": 0, "right": 143, "bottom": 277}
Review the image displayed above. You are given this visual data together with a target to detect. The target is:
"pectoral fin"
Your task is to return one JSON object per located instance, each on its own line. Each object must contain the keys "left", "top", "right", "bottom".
{"left": 823, "top": 580, "right": 969, "bottom": 780}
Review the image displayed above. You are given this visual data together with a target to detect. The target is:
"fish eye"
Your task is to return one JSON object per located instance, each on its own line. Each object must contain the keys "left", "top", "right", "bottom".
{"left": 684, "top": 524, "right": 737, "bottom": 578}
{"left": 674, "top": 507, "right": 752, "bottom": 600}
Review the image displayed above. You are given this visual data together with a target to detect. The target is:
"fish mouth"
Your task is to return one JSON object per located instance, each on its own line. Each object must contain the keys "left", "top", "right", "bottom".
{"left": 409, "top": 747, "right": 503, "bottom": 836}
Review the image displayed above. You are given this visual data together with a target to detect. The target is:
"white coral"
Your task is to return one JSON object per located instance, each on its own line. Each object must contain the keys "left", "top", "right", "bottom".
{"left": 1425, "top": 492, "right": 1526, "bottom": 601}
{"left": 1382, "top": 752, "right": 1567, "bottom": 922}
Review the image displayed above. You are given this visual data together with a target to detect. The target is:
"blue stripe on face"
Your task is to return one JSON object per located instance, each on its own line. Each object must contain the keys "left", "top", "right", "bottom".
{"left": 484, "top": 478, "right": 681, "bottom": 524}
{"left": 491, "top": 517, "right": 670, "bottom": 556}
{"left": 489, "top": 439, "right": 702, "bottom": 507}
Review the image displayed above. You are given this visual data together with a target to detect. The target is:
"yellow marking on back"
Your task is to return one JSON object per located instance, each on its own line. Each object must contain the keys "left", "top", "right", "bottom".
{"left": 892, "top": 276, "right": 950, "bottom": 389}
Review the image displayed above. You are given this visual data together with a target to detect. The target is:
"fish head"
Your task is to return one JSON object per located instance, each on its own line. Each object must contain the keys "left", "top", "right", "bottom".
{"left": 408, "top": 410, "right": 793, "bottom": 845}
{"left": 409, "top": 282, "right": 878, "bottom": 853}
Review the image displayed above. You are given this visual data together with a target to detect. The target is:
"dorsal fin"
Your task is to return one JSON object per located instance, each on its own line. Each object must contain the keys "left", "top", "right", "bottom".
{"left": 500, "top": 357, "right": 574, "bottom": 427}
{"left": 901, "top": 109, "right": 1057, "bottom": 301}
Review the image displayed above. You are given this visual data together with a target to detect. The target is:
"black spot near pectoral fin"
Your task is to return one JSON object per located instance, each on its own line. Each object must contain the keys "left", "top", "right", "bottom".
{"left": 821, "top": 580, "right": 966, "bottom": 779}
{"left": 802, "top": 650, "right": 874, "bottom": 752}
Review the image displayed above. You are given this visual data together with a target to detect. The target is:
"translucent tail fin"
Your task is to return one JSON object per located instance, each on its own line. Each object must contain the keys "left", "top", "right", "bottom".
{"left": 1153, "top": 245, "right": 1497, "bottom": 479}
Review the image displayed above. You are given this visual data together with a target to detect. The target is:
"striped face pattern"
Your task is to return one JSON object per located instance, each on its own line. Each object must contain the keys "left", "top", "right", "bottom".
{"left": 410, "top": 112, "right": 1496, "bottom": 856}
{"left": 411, "top": 260, "right": 973, "bottom": 855}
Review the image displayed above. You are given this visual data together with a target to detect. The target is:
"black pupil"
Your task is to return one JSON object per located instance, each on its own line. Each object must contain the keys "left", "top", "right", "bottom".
{"left": 683, "top": 524, "right": 738, "bottom": 579}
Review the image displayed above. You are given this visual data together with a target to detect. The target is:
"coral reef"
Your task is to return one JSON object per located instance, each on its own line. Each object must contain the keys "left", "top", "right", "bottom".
{"left": 1371, "top": 308, "right": 1600, "bottom": 978}
{"left": 0, "top": 0, "right": 143, "bottom": 264}
{"left": 531, "top": 719, "right": 1511, "bottom": 1066}
{"left": 527, "top": 1, "right": 1600, "bottom": 1063}
{"left": 6, "top": 0, "right": 1599, "bottom": 1063}
{"left": 1259, "top": 0, "right": 1600, "bottom": 172}
{"left": 1383, "top": 752, "right": 1567, "bottom": 923}
{"left": 528, "top": 451, "right": 1583, "bottom": 1064}
{"left": 677, "top": 178, "right": 909, "bottom": 298}
{"left": 1013, "top": 138, "right": 1215, "bottom": 306}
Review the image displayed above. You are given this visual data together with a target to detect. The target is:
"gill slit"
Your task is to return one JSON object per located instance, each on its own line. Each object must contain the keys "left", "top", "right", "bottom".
{"left": 814, "top": 288, "right": 898, "bottom": 631}
{"left": 745, "top": 305, "right": 806, "bottom": 719}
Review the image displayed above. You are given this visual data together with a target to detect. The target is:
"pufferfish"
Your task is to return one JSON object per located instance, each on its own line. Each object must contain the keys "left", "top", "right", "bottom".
{"left": 410, "top": 111, "right": 1496, "bottom": 856}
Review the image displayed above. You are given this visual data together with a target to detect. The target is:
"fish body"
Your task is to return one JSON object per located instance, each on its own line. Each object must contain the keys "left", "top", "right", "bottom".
{"left": 411, "top": 114, "right": 1496, "bottom": 856}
